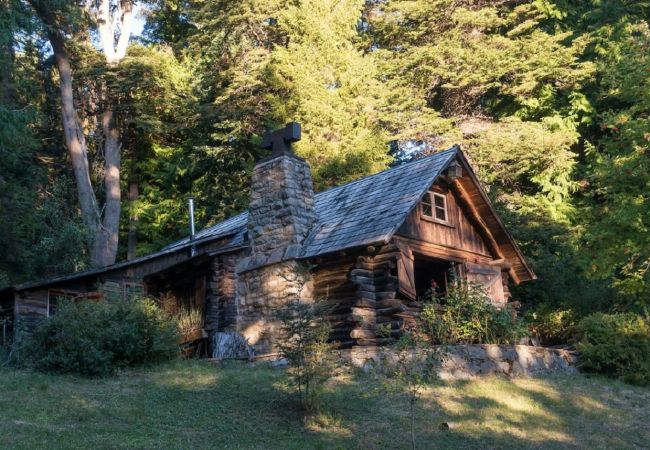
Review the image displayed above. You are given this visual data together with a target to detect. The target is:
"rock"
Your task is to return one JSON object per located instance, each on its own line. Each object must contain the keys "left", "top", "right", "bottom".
{"left": 211, "top": 332, "right": 254, "bottom": 359}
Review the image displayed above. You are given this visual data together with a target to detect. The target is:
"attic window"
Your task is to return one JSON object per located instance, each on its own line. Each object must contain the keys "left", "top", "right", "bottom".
{"left": 422, "top": 191, "right": 448, "bottom": 223}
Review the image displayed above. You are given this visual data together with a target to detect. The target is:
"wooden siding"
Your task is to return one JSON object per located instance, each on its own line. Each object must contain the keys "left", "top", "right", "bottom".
{"left": 397, "top": 182, "right": 492, "bottom": 258}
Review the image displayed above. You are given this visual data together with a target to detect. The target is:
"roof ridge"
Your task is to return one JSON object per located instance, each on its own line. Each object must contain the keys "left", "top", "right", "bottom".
{"left": 314, "top": 145, "right": 459, "bottom": 199}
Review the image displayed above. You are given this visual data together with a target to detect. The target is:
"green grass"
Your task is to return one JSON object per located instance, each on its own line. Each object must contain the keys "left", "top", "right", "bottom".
{"left": 0, "top": 360, "right": 648, "bottom": 449}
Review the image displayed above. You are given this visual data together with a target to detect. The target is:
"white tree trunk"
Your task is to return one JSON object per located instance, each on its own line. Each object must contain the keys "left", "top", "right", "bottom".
{"left": 49, "top": 31, "right": 101, "bottom": 236}
{"left": 30, "top": 0, "right": 135, "bottom": 268}
{"left": 92, "top": 108, "right": 122, "bottom": 267}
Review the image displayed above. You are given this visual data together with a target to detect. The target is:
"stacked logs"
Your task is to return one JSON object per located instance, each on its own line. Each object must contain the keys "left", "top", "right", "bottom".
{"left": 312, "top": 256, "right": 359, "bottom": 348}
{"left": 348, "top": 245, "right": 406, "bottom": 346}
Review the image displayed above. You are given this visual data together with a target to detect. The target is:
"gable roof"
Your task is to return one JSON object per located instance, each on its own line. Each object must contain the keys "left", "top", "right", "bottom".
{"left": 8, "top": 145, "right": 534, "bottom": 292}
{"left": 301, "top": 146, "right": 459, "bottom": 257}
{"left": 163, "top": 146, "right": 459, "bottom": 258}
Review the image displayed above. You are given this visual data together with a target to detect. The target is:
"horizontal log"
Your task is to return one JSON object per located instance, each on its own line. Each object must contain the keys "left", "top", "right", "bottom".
{"left": 377, "top": 299, "right": 403, "bottom": 308}
{"left": 377, "top": 305, "right": 406, "bottom": 315}
{"left": 355, "top": 298, "right": 376, "bottom": 309}
{"left": 355, "top": 260, "right": 396, "bottom": 271}
{"left": 356, "top": 337, "right": 394, "bottom": 346}
{"left": 374, "top": 291, "right": 398, "bottom": 301}
{"left": 350, "top": 328, "right": 375, "bottom": 339}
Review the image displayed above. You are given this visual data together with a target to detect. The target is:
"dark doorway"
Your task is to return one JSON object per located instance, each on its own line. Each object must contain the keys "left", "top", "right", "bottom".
{"left": 414, "top": 256, "right": 455, "bottom": 300}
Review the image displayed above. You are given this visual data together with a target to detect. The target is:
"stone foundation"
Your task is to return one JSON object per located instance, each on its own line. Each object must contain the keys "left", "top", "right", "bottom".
{"left": 346, "top": 344, "right": 578, "bottom": 379}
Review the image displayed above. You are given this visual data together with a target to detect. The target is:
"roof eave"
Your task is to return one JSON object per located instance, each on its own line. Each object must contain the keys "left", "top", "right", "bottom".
{"left": 455, "top": 150, "right": 536, "bottom": 283}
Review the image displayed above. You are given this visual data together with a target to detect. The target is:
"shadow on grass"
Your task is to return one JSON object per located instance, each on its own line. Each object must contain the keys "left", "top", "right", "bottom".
{"left": 1, "top": 361, "right": 648, "bottom": 449}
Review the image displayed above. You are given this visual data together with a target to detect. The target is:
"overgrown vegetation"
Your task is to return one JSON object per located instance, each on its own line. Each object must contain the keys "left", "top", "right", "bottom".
{"left": 576, "top": 312, "right": 650, "bottom": 386}
{"left": 274, "top": 300, "right": 341, "bottom": 414}
{"left": 420, "top": 282, "right": 528, "bottom": 345}
{"left": 528, "top": 308, "right": 577, "bottom": 346}
{"left": 21, "top": 298, "right": 179, "bottom": 376}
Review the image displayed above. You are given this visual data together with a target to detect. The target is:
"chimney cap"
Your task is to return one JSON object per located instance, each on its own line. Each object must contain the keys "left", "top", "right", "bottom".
{"left": 262, "top": 122, "right": 302, "bottom": 156}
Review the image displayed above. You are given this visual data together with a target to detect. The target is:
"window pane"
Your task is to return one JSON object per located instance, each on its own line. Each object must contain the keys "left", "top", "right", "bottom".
{"left": 422, "top": 203, "right": 433, "bottom": 217}
{"left": 422, "top": 192, "right": 432, "bottom": 206}
{"left": 434, "top": 194, "right": 445, "bottom": 208}
{"left": 435, "top": 207, "right": 446, "bottom": 221}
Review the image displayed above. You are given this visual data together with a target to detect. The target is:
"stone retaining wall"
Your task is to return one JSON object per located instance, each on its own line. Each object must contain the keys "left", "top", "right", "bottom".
{"left": 346, "top": 344, "right": 578, "bottom": 379}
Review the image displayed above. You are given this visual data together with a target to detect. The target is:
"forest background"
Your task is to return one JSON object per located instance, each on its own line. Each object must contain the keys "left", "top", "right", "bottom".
{"left": 1, "top": 0, "right": 648, "bottom": 322}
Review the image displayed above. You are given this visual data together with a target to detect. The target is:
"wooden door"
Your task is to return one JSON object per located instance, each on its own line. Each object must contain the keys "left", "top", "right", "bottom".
{"left": 465, "top": 262, "right": 505, "bottom": 304}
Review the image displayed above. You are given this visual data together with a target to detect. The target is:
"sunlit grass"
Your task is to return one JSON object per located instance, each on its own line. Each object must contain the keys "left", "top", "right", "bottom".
{"left": 0, "top": 360, "right": 648, "bottom": 449}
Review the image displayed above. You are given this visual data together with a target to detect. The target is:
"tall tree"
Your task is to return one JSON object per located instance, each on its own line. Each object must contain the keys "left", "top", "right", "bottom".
{"left": 27, "top": 0, "right": 136, "bottom": 267}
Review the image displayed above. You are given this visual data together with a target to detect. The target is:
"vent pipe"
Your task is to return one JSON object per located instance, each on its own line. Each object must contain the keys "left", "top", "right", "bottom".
{"left": 188, "top": 197, "right": 196, "bottom": 257}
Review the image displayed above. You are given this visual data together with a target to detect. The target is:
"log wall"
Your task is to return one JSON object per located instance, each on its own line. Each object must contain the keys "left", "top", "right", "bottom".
{"left": 313, "top": 244, "right": 409, "bottom": 348}
{"left": 205, "top": 252, "right": 240, "bottom": 333}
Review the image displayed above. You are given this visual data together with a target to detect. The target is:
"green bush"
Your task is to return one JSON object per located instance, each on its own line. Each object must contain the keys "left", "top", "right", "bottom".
{"left": 23, "top": 298, "right": 179, "bottom": 376}
{"left": 528, "top": 308, "right": 577, "bottom": 346}
{"left": 420, "top": 282, "right": 528, "bottom": 344}
{"left": 576, "top": 312, "right": 650, "bottom": 386}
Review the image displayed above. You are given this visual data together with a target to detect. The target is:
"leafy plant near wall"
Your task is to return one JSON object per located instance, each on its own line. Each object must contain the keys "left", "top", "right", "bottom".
{"left": 527, "top": 308, "right": 577, "bottom": 346}
{"left": 420, "top": 281, "right": 528, "bottom": 345}
{"left": 274, "top": 300, "right": 341, "bottom": 415}
{"left": 22, "top": 298, "right": 179, "bottom": 376}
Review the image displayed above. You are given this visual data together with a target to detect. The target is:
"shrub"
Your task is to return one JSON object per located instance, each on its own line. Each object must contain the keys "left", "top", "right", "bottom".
{"left": 576, "top": 312, "right": 650, "bottom": 386}
{"left": 420, "top": 281, "right": 528, "bottom": 344}
{"left": 274, "top": 300, "right": 340, "bottom": 414}
{"left": 528, "top": 308, "right": 577, "bottom": 345}
{"left": 23, "top": 297, "right": 179, "bottom": 376}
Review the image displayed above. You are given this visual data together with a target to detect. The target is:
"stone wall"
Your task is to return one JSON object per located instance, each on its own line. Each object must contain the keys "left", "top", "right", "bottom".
{"left": 346, "top": 344, "right": 578, "bottom": 379}
{"left": 236, "top": 259, "right": 313, "bottom": 356}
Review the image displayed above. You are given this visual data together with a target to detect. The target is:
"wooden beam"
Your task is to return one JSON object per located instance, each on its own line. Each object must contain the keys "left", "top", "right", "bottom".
{"left": 449, "top": 180, "right": 519, "bottom": 283}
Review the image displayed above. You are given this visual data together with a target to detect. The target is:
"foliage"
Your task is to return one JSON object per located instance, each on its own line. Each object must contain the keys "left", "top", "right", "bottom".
{"left": 527, "top": 308, "right": 577, "bottom": 346}
{"left": 576, "top": 312, "right": 650, "bottom": 386}
{"left": 0, "top": 0, "right": 649, "bottom": 346}
{"left": 374, "top": 332, "right": 440, "bottom": 450}
{"left": 22, "top": 298, "right": 179, "bottom": 376}
{"left": 420, "top": 281, "right": 528, "bottom": 344}
{"left": 582, "top": 22, "right": 650, "bottom": 306}
{"left": 176, "top": 307, "right": 204, "bottom": 335}
{"left": 274, "top": 299, "right": 340, "bottom": 413}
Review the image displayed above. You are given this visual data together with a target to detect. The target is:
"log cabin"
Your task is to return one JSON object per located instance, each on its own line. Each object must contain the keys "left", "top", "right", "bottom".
{"left": 0, "top": 123, "right": 535, "bottom": 357}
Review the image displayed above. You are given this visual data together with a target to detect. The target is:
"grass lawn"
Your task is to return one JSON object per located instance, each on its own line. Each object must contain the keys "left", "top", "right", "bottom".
{"left": 0, "top": 360, "right": 648, "bottom": 449}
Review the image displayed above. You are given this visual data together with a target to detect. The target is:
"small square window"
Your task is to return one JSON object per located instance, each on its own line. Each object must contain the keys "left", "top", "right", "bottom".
{"left": 422, "top": 191, "right": 448, "bottom": 223}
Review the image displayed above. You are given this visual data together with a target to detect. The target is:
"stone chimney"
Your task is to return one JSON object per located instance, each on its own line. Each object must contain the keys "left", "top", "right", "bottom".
{"left": 235, "top": 122, "right": 316, "bottom": 356}
{"left": 246, "top": 122, "right": 316, "bottom": 264}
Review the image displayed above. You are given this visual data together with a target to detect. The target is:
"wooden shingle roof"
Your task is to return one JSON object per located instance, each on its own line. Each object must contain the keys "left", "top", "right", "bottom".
{"left": 164, "top": 146, "right": 458, "bottom": 258}
{"left": 301, "top": 147, "right": 458, "bottom": 257}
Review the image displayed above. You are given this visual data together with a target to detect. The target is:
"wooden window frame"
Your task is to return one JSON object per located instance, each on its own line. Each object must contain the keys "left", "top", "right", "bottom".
{"left": 47, "top": 289, "right": 75, "bottom": 317}
{"left": 421, "top": 191, "right": 449, "bottom": 225}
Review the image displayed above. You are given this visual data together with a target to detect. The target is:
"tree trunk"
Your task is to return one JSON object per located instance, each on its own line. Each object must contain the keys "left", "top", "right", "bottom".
{"left": 92, "top": 108, "right": 121, "bottom": 267}
{"left": 29, "top": 0, "right": 136, "bottom": 268}
{"left": 48, "top": 30, "right": 101, "bottom": 237}
{"left": 127, "top": 176, "right": 139, "bottom": 260}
